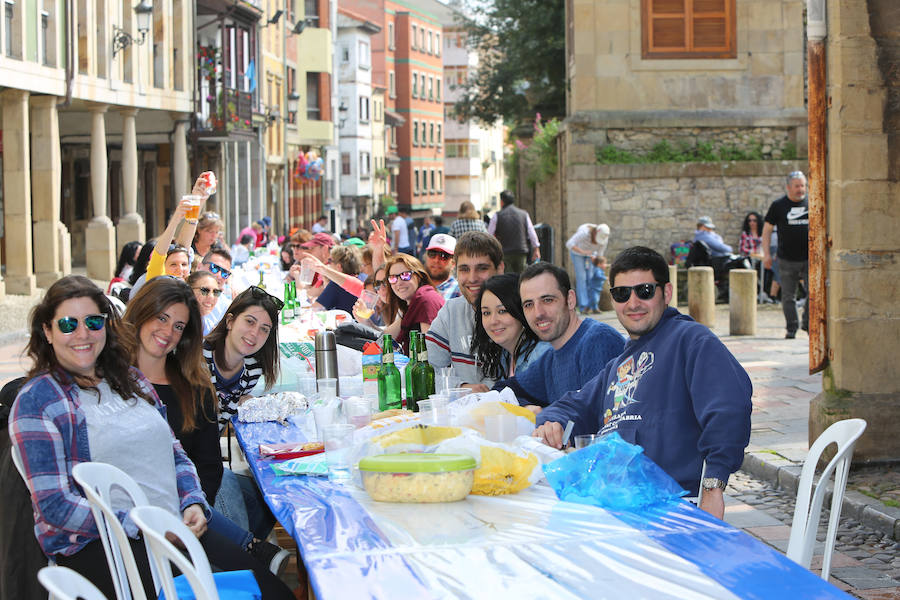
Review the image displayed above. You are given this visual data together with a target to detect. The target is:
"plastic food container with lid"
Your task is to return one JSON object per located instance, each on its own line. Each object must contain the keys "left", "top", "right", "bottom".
{"left": 358, "top": 453, "right": 476, "bottom": 503}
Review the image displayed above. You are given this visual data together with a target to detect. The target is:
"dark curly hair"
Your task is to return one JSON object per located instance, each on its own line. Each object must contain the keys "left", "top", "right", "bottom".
{"left": 742, "top": 211, "right": 763, "bottom": 236}
{"left": 26, "top": 275, "right": 151, "bottom": 402}
{"left": 470, "top": 274, "right": 540, "bottom": 380}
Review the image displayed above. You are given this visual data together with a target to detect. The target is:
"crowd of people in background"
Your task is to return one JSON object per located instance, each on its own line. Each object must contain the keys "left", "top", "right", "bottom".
{"left": 6, "top": 172, "right": 813, "bottom": 595}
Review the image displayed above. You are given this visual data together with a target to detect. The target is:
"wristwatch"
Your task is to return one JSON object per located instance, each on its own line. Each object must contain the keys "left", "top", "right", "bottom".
{"left": 701, "top": 477, "right": 727, "bottom": 491}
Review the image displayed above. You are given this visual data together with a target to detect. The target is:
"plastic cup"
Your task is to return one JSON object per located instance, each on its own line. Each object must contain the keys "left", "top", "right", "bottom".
{"left": 201, "top": 171, "right": 217, "bottom": 196}
{"left": 345, "top": 397, "right": 372, "bottom": 429}
{"left": 484, "top": 413, "right": 518, "bottom": 444}
{"left": 317, "top": 378, "right": 338, "bottom": 401}
{"left": 430, "top": 397, "right": 450, "bottom": 426}
{"left": 417, "top": 399, "right": 433, "bottom": 421}
{"left": 299, "top": 260, "right": 315, "bottom": 286}
{"left": 183, "top": 194, "right": 202, "bottom": 221}
{"left": 436, "top": 367, "right": 452, "bottom": 393}
{"left": 312, "top": 401, "right": 338, "bottom": 440}
{"left": 294, "top": 372, "right": 317, "bottom": 397}
{"left": 574, "top": 434, "right": 601, "bottom": 449}
{"left": 323, "top": 423, "right": 355, "bottom": 482}
{"left": 360, "top": 289, "right": 378, "bottom": 312}
{"left": 446, "top": 387, "right": 470, "bottom": 403}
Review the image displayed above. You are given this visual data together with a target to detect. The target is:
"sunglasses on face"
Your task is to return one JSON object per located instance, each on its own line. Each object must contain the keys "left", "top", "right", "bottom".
{"left": 203, "top": 261, "right": 231, "bottom": 279}
{"left": 290, "top": 243, "right": 303, "bottom": 249}
{"left": 248, "top": 285, "right": 284, "bottom": 311}
{"left": 193, "top": 286, "right": 223, "bottom": 298}
{"left": 373, "top": 279, "right": 385, "bottom": 291}
{"left": 609, "top": 283, "right": 662, "bottom": 303}
{"left": 387, "top": 271, "right": 414, "bottom": 284}
{"left": 56, "top": 314, "right": 108, "bottom": 334}
{"left": 426, "top": 249, "right": 452, "bottom": 261}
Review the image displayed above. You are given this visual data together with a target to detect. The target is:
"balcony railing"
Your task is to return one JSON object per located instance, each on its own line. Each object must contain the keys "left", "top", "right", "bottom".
{"left": 196, "top": 46, "right": 257, "bottom": 136}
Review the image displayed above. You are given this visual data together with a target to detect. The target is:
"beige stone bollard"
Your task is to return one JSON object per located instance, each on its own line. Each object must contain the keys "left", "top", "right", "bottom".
{"left": 729, "top": 269, "right": 757, "bottom": 335}
{"left": 599, "top": 278, "right": 613, "bottom": 311}
{"left": 668, "top": 265, "right": 678, "bottom": 307}
{"left": 688, "top": 266, "right": 716, "bottom": 327}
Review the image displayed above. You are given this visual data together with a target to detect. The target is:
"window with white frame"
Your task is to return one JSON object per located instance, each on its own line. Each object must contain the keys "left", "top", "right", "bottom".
{"left": 436, "top": 33, "right": 440, "bottom": 55}
{"left": 360, "top": 152, "right": 371, "bottom": 177}
{"left": 340, "top": 45, "right": 349, "bottom": 63}
{"left": 428, "top": 76, "right": 433, "bottom": 100}
{"left": 412, "top": 72, "right": 418, "bottom": 97}
{"left": 438, "top": 170, "right": 442, "bottom": 191}
{"left": 436, "top": 123, "right": 442, "bottom": 144}
{"left": 429, "top": 122, "right": 434, "bottom": 145}
{"left": 414, "top": 169, "right": 420, "bottom": 194}
{"left": 341, "top": 153, "right": 351, "bottom": 175}
{"left": 430, "top": 169, "right": 435, "bottom": 192}
{"left": 411, "top": 24, "right": 417, "bottom": 49}
{"left": 418, "top": 28, "right": 424, "bottom": 49}
{"left": 358, "top": 40, "right": 369, "bottom": 68}
{"left": 436, "top": 79, "right": 441, "bottom": 100}
{"left": 388, "top": 22, "right": 395, "bottom": 49}
{"left": 389, "top": 70, "right": 395, "bottom": 97}
{"left": 427, "top": 31, "right": 432, "bottom": 54}
{"left": 359, "top": 96, "right": 370, "bottom": 122}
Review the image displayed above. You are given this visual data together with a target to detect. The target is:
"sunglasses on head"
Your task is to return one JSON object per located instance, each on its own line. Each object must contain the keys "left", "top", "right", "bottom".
{"left": 201, "top": 212, "right": 221, "bottom": 220}
{"left": 387, "top": 271, "right": 414, "bottom": 284}
{"left": 248, "top": 285, "right": 284, "bottom": 311}
{"left": 193, "top": 286, "right": 222, "bottom": 298}
{"left": 609, "top": 283, "right": 662, "bottom": 303}
{"left": 426, "top": 249, "right": 452, "bottom": 261}
{"left": 56, "top": 314, "right": 108, "bottom": 334}
{"left": 203, "top": 261, "right": 231, "bottom": 279}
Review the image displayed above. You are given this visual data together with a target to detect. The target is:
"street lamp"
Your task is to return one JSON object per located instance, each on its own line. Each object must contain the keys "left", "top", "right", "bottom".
{"left": 112, "top": 0, "right": 153, "bottom": 57}
{"left": 287, "top": 93, "right": 300, "bottom": 114}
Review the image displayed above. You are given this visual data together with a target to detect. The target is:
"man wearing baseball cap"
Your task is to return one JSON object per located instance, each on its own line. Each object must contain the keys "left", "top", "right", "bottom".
{"left": 299, "top": 232, "right": 336, "bottom": 263}
{"left": 692, "top": 215, "right": 733, "bottom": 258}
{"left": 425, "top": 234, "right": 460, "bottom": 300}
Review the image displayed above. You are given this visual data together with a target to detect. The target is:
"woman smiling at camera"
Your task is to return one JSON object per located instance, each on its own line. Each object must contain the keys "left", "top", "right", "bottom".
{"left": 8, "top": 276, "right": 292, "bottom": 600}
{"left": 381, "top": 254, "right": 444, "bottom": 354}
{"left": 472, "top": 273, "right": 551, "bottom": 380}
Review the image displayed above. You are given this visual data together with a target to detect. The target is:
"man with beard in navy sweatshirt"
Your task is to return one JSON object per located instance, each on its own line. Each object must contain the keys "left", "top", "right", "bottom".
{"left": 534, "top": 246, "right": 752, "bottom": 519}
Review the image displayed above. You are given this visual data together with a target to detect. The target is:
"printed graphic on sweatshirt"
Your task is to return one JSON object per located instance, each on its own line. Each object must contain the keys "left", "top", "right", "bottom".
{"left": 787, "top": 206, "right": 809, "bottom": 226}
{"left": 602, "top": 351, "right": 654, "bottom": 429}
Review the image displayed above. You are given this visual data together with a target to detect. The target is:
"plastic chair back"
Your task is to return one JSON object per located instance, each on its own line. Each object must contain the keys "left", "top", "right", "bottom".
{"left": 786, "top": 418, "right": 867, "bottom": 580}
{"left": 38, "top": 565, "right": 110, "bottom": 600}
{"left": 72, "top": 462, "right": 151, "bottom": 600}
{"left": 129, "top": 505, "right": 219, "bottom": 600}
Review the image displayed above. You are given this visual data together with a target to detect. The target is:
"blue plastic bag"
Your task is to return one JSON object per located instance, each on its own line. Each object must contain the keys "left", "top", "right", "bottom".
{"left": 543, "top": 432, "right": 687, "bottom": 510}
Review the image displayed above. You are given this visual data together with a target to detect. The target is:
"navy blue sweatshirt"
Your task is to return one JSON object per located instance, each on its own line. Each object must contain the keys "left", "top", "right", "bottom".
{"left": 537, "top": 307, "right": 752, "bottom": 495}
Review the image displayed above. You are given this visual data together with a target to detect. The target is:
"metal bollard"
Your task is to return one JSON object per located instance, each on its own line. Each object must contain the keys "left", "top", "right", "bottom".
{"left": 688, "top": 266, "right": 715, "bottom": 327}
{"left": 729, "top": 269, "right": 757, "bottom": 335}
{"left": 668, "top": 265, "right": 678, "bottom": 308}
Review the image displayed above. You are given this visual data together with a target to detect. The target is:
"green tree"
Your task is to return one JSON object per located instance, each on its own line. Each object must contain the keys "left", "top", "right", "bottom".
{"left": 453, "top": 0, "right": 565, "bottom": 127}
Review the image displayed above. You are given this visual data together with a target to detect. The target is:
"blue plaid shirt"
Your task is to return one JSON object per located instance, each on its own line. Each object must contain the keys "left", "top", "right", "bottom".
{"left": 8, "top": 368, "right": 208, "bottom": 557}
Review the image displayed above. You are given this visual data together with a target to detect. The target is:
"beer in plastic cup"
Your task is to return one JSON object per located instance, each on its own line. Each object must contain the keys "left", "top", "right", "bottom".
{"left": 183, "top": 195, "right": 202, "bottom": 221}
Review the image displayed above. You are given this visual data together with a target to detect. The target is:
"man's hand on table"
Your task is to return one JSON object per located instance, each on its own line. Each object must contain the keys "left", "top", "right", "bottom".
{"left": 699, "top": 488, "right": 725, "bottom": 520}
{"left": 533, "top": 421, "right": 564, "bottom": 449}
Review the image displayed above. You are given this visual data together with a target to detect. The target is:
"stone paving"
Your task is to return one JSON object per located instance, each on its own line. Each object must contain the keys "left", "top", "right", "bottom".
{"left": 2, "top": 288, "right": 900, "bottom": 597}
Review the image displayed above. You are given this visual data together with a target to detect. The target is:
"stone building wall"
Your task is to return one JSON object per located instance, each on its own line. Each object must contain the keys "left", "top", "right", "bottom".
{"left": 563, "top": 160, "right": 807, "bottom": 262}
{"left": 603, "top": 127, "right": 797, "bottom": 160}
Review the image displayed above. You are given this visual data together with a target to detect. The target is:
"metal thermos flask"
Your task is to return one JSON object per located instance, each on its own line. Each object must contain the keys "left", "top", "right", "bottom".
{"left": 315, "top": 330, "right": 340, "bottom": 395}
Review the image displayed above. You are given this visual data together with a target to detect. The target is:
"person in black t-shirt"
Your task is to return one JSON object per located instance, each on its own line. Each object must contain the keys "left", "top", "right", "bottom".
{"left": 763, "top": 171, "right": 809, "bottom": 338}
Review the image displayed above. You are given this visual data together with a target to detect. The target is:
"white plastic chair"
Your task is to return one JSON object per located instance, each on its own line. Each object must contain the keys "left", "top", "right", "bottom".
{"left": 130, "top": 505, "right": 220, "bottom": 600}
{"left": 72, "top": 462, "right": 153, "bottom": 600}
{"left": 786, "top": 418, "right": 867, "bottom": 580}
{"left": 38, "top": 565, "right": 110, "bottom": 600}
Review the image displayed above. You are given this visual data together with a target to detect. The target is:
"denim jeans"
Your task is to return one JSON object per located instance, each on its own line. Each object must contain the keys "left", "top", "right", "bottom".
{"left": 588, "top": 269, "right": 607, "bottom": 310}
{"left": 214, "top": 468, "right": 276, "bottom": 541}
{"left": 778, "top": 258, "right": 808, "bottom": 333}
{"left": 207, "top": 507, "right": 252, "bottom": 549}
{"left": 570, "top": 251, "right": 592, "bottom": 310}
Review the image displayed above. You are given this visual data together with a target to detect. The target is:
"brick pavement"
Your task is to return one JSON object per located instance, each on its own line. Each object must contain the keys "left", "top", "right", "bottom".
{"left": 2, "top": 294, "right": 899, "bottom": 596}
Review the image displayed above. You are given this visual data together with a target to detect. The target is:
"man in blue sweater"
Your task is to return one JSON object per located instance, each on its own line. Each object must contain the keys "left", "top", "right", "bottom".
{"left": 534, "top": 247, "right": 752, "bottom": 519}
{"left": 493, "top": 262, "right": 625, "bottom": 408}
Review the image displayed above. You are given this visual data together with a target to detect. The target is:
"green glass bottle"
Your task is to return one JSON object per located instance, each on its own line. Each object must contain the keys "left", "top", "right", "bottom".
{"left": 377, "top": 335, "right": 402, "bottom": 411}
{"left": 404, "top": 331, "right": 419, "bottom": 409}
{"left": 291, "top": 281, "right": 301, "bottom": 319}
{"left": 281, "top": 281, "right": 293, "bottom": 325}
{"left": 411, "top": 332, "right": 435, "bottom": 411}
{"left": 256, "top": 270, "right": 266, "bottom": 290}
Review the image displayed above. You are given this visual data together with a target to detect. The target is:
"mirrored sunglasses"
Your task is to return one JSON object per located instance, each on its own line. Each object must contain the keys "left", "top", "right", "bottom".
{"left": 426, "top": 249, "right": 452, "bottom": 261}
{"left": 56, "top": 314, "right": 108, "bottom": 334}
{"left": 387, "top": 271, "right": 414, "bottom": 284}
{"left": 609, "top": 283, "right": 662, "bottom": 303}
{"left": 193, "top": 286, "right": 223, "bottom": 298}
{"left": 203, "top": 261, "right": 232, "bottom": 279}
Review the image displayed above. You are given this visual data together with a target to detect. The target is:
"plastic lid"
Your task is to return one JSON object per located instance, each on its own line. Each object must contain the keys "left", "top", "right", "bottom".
{"left": 358, "top": 453, "right": 476, "bottom": 473}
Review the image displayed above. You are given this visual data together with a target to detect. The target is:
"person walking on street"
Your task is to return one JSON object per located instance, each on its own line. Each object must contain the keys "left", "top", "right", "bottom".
{"left": 762, "top": 171, "right": 809, "bottom": 339}
{"left": 487, "top": 190, "right": 541, "bottom": 273}
{"left": 566, "top": 223, "right": 610, "bottom": 313}
{"left": 388, "top": 206, "right": 414, "bottom": 256}
{"left": 448, "top": 201, "right": 487, "bottom": 239}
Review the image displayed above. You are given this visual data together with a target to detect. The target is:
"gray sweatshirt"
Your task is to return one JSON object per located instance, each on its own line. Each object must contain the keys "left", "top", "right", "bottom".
{"left": 424, "top": 296, "right": 496, "bottom": 388}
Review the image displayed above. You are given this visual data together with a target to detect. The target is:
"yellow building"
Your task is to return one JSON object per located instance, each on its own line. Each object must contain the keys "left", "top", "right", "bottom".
{"left": 0, "top": 0, "right": 194, "bottom": 289}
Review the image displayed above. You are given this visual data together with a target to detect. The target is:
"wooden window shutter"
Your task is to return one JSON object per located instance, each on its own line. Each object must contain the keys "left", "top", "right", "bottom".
{"left": 642, "top": 0, "right": 735, "bottom": 59}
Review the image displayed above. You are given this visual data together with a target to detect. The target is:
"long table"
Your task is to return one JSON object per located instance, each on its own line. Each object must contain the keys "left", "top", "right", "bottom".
{"left": 234, "top": 418, "right": 850, "bottom": 599}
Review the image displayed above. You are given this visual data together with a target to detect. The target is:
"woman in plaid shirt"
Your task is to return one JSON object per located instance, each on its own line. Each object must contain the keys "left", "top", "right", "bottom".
{"left": 8, "top": 275, "right": 292, "bottom": 599}
{"left": 448, "top": 200, "right": 488, "bottom": 239}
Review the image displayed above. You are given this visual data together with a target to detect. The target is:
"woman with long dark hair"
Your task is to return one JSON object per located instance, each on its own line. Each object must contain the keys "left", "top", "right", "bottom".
{"left": 128, "top": 239, "right": 156, "bottom": 286}
{"left": 739, "top": 211, "right": 764, "bottom": 258}
{"left": 114, "top": 241, "right": 141, "bottom": 282}
{"left": 124, "top": 277, "right": 290, "bottom": 574}
{"left": 8, "top": 275, "right": 292, "bottom": 599}
{"left": 471, "top": 274, "right": 551, "bottom": 380}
